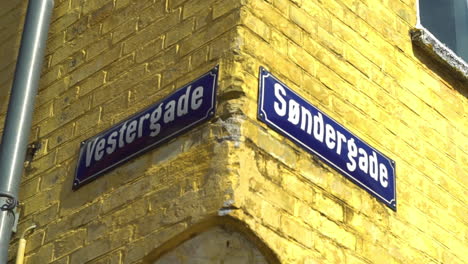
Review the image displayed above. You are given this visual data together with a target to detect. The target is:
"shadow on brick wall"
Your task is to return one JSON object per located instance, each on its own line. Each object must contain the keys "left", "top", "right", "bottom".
{"left": 0, "top": 1, "right": 29, "bottom": 114}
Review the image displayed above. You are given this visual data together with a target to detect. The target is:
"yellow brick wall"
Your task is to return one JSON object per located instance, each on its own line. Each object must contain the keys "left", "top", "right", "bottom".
{"left": 0, "top": 0, "right": 466, "bottom": 263}
{"left": 154, "top": 226, "right": 268, "bottom": 263}
{"left": 228, "top": 0, "right": 467, "bottom": 263}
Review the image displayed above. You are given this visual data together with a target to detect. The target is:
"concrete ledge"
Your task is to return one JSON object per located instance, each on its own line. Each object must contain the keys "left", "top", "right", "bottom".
{"left": 410, "top": 27, "right": 468, "bottom": 80}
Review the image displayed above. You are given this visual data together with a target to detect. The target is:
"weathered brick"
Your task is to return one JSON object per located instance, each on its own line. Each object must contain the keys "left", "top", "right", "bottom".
{"left": 89, "top": 1, "right": 114, "bottom": 26}
{"left": 18, "top": 176, "right": 40, "bottom": 201}
{"left": 65, "top": 16, "right": 89, "bottom": 42}
{"left": 24, "top": 243, "right": 53, "bottom": 264}
{"left": 179, "top": 9, "right": 240, "bottom": 56}
{"left": 69, "top": 44, "right": 122, "bottom": 87}
{"left": 53, "top": 229, "right": 86, "bottom": 259}
{"left": 165, "top": 18, "right": 194, "bottom": 48}
{"left": 135, "top": 37, "right": 164, "bottom": 63}
{"left": 125, "top": 10, "right": 180, "bottom": 54}
{"left": 182, "top": 0, "right": 214, "bottom": 19}
{"left": 137, "top": 0, "right": 167, "bottom": 29}
{"left": 2, "top": 0, "right": 466, "bottom": 264}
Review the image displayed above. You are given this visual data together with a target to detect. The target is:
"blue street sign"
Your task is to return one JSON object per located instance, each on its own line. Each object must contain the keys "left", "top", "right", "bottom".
{"left": 73, "top": 66, "right": 219, "bottom": 190}
{"left": 258, "top": 68, "right": 396, "bottom": 210}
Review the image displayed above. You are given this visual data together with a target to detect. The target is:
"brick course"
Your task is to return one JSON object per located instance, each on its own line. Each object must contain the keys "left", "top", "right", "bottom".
{"left": 0, "top": 0, "right": 466, "bottom": 263}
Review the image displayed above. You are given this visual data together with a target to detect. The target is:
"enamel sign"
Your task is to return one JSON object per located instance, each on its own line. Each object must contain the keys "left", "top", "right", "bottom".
{"left": 258, "top": 68, "right": 396, "bottom": 210}
{"left": 74, "top": 67, "right": 218, "bottom": 189}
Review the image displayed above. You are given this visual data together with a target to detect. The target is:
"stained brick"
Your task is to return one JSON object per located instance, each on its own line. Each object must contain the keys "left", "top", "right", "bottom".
{"left": 0, "top": 0, "right": 465, "bottom": 264}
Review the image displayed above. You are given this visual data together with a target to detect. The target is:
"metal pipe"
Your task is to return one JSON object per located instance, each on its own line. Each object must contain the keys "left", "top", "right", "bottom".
{"left": 15, "top": 224, "right": 36, "bottom": 264}
{"left": 0, "top": 0, "right": 54, "bottom": 262}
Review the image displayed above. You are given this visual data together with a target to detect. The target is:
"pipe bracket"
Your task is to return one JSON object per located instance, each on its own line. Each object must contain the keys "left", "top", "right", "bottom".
{"left": 0, "top": 192, "right": 19, "bottom": 233}
{"left": 0, "top": 192, "right": 18, "bottom": 212}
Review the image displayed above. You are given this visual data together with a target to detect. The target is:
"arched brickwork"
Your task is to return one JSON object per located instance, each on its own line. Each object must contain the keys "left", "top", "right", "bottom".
{"left": 153, "top": 226, "right": 268, "bottom": 263}
{"left": 142, "top": 216, "right": 281, "bottom": 264}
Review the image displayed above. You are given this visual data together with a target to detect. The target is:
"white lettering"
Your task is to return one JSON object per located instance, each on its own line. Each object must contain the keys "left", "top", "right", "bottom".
{"left": 126, "top": 120, "right": 138, "bottom": 144}
{"left": 191, "top": 86, "right": 203, "bottom": 110}
{"left": 95, "top": 138, "right": 106, "bottom": 161}
{"left": 300, "top": 106, "right": 312, "bottom": 134}
{"left": 150, "top": 104, "right": 163, "bottom": 137}
{"left": 85, "top": 138, "right": 99, "bottom": 167}
{"left": 336, "top": 131, "right": 347, "bottom": 155}
{"left": 178, "top": 85, "right": 191, "bottom": 116}
{"left": 288, "top": 100, "right": 300, "bottom": 125}
{"left": 118, "top": 122, "right": 127, "bottom": 148}
{"left": 313, "top": 112, "right": 324, "bottom": 143}
{"left": 106, "top": 132, "right": 118, "bottom": 155}
{"left": 346, "top": 138, "right": 357, "bottom": 172}
{"left": 369, "top": 151, "right": 379, "bottom": 181}
{"left": 274, "top": 83, "right": 287, "bottom": 116}
{"left": 380, "top": 164, "right": 388, "bottom": 188}
{"left": 164, "top": 100, "right": 176, "bottom": 123}
{"left": 358, "top": 148, "right": 368, "bottom": 174}
{"left": 325, "top": 124, "right": 336, "bottom": 149}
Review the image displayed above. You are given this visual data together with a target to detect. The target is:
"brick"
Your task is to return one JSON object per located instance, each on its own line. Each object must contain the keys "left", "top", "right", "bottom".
{"left": 25, "top": 229, "right": 45, "bottom": 253}
{"left": 72, "top": 106, "right": 102, "bottom": 135}
{"left": 49, "top": 10, "right": 80, "bottom": 35}
{"left": 168, "top": 0, "right": 187, "bottom": 9}
{"left": 160, "top": 57, "right": 190, "bottom": 87}
{"left": 69, "top": 44, "right": 122, "bottom": 87}
{"left": 25, "top": 150, "right": 57, "bottom": 179}
{"left": 22, "top": 187, "right": 61, "bottom": 217}
{"left": 101, "top": 0, "right": 152, "bottom": 34}
{"left": 248, "top": 0, "right": 302, "bottom": 45}
{"left": 288, "top": 41, "right": 316, "bottom": 73}
{"left": 165, "top": 18, "right": 194, "bottom": 48}
{"left": 19, "top": 177, "right": 40, "bottom": 201}
{"left": 289, "top": 4, "right": 317, "bottom": 35}
{"left": 124, "top": 223, "right": 187, "bottom": 264}
{"left": 208, "top": 31, "right": 237, "bottom": 60}
{"left": 135, "top": 37, "right": 164, "bottom": 63}
{"left": 75, "top": 72, "right": 105, "bottom": 97}
{"left": 101, "top": 176, "right": 152, "bottom": 214}
{"left": 65, "top": 16, "right": 89, "bottom": 42}
{"left": 53, "top": 229, "right": 86, "bottom": 259}
{"left": 53, "top": 0, "right": 71, "bottom": 21}
{"left": 138, "top": 0, "right": 167, "bottom": 29}
{"left": 241, "top": 9, "right": 271, "bottom": 41}
{"left": 125, "top": 12, "right": 179, "bottom": 54}
{"left": 5, "top": 1, "right": 467, "bottom": 264}
{"left": 213, "top": 2, "right": 241, "bottom": 20}
{"left": 24, "top": 243, "right": 53, "bottom": 264}
{"left": 280, "top": 214, "right": 314, "bottom": 248}
{"left": 190, "top": 45, "right": 209, "bottom": 68}
{"left": 87, "top": 252, "right": 122, "bottom": 264}
{"left": 182, "top": 0, "right": 214, "bottom": 19}
{"left": 113, "top": 21, "right": 137, "bottom": 45}
{"left": 46, "top": 202, "right": 102, "bottom": 242}
{"left": 179, "top": 9, "right": 240, "bottom": 56}
{"left": 69, "top": 239, "right": 111, "bottom": 264}
{"left": 104, "top": 53, "right": 135, "bottom": 81}
{"left": 260, "top": 200, "right": 280, "bottom": 228}
{"left": 50, "top": 256, "right": 70, "bottom": 264}
{"left": 70, "top": 228, "right": 132, "bottom": 263}
{"left": 89, "top": 1, "right": 114, "bottom": 26}
{"left": 83, "top": 0, "right": 113, "bottom": 15}
{"left": 33, "top": 203, "right": 59, "bottom": 227}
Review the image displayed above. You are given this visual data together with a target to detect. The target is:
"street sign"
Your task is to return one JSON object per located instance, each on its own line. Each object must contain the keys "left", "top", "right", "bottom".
{"left": 258, "top": 68, "right": 396, "bottom": 210}
{"left": 73, "top": 66, "right": 218, "bottom": 190}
